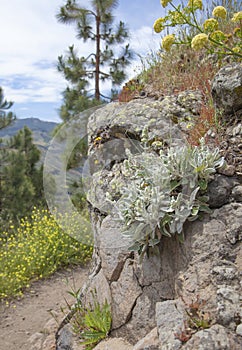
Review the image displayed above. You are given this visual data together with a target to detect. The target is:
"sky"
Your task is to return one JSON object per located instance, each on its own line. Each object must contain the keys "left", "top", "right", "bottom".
{"left": 0, "top": 0, "right": 164, "bottom": 123}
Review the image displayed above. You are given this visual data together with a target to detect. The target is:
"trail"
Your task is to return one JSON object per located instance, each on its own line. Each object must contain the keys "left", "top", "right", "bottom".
{"left": 0, "top": 265, "right": 89, "bottom": 350}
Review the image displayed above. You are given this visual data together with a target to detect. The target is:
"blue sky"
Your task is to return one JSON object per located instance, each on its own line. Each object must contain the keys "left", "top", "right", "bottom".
{"left": 0, "top": 0, "right": 164, "bottom": 123}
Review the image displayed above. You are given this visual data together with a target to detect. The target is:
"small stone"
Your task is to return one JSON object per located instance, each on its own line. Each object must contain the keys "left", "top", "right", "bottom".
{"left": 218, "top": 164, "right": 236, "bottom": 176}
{"left": 236, "top": 323, "right": 242, "bottom": 336}
{"left": 232, "top": 186, "right": 242, "bottom": 202}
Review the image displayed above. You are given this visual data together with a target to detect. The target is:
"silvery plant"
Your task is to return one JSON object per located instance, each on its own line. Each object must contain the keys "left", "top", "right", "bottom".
{"left": 107, "top": 139, "right": 224, "bottom": 256}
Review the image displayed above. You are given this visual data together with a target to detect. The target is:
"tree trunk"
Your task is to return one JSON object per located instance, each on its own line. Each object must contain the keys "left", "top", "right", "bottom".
{"left": 95, "top": 9, "right": 101, "bottom": 100}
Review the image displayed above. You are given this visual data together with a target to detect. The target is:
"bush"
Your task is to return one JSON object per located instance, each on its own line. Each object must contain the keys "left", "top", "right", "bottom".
{"left": 108, "top": 140, "right": 224, "bottom": 257}
{"left": 154, "top": 0, "right": 242, "bottom": 59}
{"left": 0, "top": 208, "right": 93, "bottom": 299}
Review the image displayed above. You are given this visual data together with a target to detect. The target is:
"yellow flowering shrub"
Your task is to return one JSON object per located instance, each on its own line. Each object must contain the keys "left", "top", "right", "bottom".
{"left": 154, "top": 0, "right": 242, "bottom": 58}
{"left": 0, "top": 208, "right": 93, "bottom": 299}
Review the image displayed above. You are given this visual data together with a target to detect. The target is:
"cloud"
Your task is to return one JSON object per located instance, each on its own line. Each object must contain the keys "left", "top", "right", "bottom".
{"left": 0, "top": 0, "right": 161, "bottom": 118}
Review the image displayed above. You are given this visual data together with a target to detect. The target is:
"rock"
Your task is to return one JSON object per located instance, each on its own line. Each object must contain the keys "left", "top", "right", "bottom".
{"left": 93, "top": 337, "right": 133, "bottom": 350}
{"left": 42, "top": 334, "right": 56, "bottom": 350}
{"left": 236, "top": 323, "right": 242, "bottom": 336}
{"left": 212, "top": 63, "right": 242, "bottom": 115}
{"left": 98, "top": 216, "right": 132, "bottom": 282}
{"left": 216, "top": 286, "right": 241, "bottom": 327}
{"left": 218, "top": 164, "right": 236, "bottom": 176}
{"left": 183, "top": 324, "right": 242, "bottom": 349}
{"left": 111, "top": 259, "right": 142, "bottom": 329}
{"left": 207, "top": 174, "right": 235, "bottom": 208}
{"left": 84, "top": 269, "right": 112, "bottom": 307}
{"left": 56, "top": 324, "right": 74, "bottom": 350}
{"left": 156, "top": 300, "right": 184, "bottom": 350}
{"left": 232, "top": 185, "right": 242, "bottom": 202}
{"left": 133, "top": 328, "right": 160, "bottom": 350}
{"left": 28, "top": 332, "right": 45, "bottom": 350}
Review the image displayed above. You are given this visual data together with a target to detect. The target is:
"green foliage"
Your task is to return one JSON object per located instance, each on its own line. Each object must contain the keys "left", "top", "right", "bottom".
{"left": 0, "top": 87, "right": 15, "bottom": 130}
{"left": 0, "top": 126, "right": 45, "bottom": 230}
{"left": 154, "top": 0, "right": 242, "bottom": 59}
{"left": 109, "top": 139, "right": 224, "bottom": 257}
{"left": 70, "top": 291, "right": 112, "bottom": 350}
{"left": 0, "top": 208, "right": 93, "bottom": 299}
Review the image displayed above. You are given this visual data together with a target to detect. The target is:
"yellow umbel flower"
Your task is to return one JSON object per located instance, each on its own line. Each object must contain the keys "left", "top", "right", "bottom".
{"left": 232, "top": 12, "right": 242, "bottom": 22}
{"left": 212, "top": 6, "right": 227, "bottom": 19}
{"left": 160, "top": 0, "right": 170, "bottom": 8}
{"left": 162, "top": 34, "right": 175, "bottom": 51}
{"left": 153, "top": 18, "right": 165, "bottom": 33}
{"left": 191, "top": 33, "right": 208, "bottom": 50}
{"left": 210, "top": 30, "right": 226, "bottom": 42}
{"left": 203, "top": 18, "right": 218, "bottom": 32}
{"left": 188, "top": 0, "right": 203, "bottom": 10}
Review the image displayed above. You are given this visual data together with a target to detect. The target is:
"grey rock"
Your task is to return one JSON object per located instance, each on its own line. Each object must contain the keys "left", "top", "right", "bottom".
{"left": 133, "top": 328, "right": 160, "bottom": 350}
{"left": 207, "top": 174, "right": 234, "bottom": 208}
{"left": 216, "top": 286, "right": 241, "bottom": 327}
{"left": 56, "top": 324, "right": 74, "bottom": 350}
{"left": 122, "top": 285, "right": 166, "bottom": 344}
{"left": 98, "top": 216, "right": 132, "bottom": 282}
{"left": 183, "top": 324, "right": 242, "bottom": 350}
{"left": 111, "top": 259, "right": 142, "bottom": 329}
{"left": 212, "top": 63, "right": 242, "bottom": 115}
{"left": 236, "top": 323, "right": 242, "bottom": 336}
{"left": 84, "top": 269, "right": 112, "bottom": 307}
{"left": 134, "top": 253, "right": 162, "bottom": 286}
{"left": 156, "top": 300, "right": 184, "bottom": 350}
{"left": 232, "top": 185, "right": 242, "bottom": 202}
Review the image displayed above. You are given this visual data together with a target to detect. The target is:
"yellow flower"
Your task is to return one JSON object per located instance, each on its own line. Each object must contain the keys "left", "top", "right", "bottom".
{"left": 162, "top": 34, "right": 175, "bottom": 51}
{"left": 210, "top": 30, "right": 226, "bottom": 42}
{"left": 191, "top": 33, "right": 208, "bottom": 50}
{"left": 212, "top": 6, "right": 227, "bottom": 19}
{"left": 153, "top": 18, "right": 165, "bottom": 33}
{"left": 232, "top": 46, "right": 241, "bottom": 54}
{"left": 231, "top": 12, "right": 242, "bottom": 22}
{"left": 160, "top": 0, "right": 170, "bottom": 7}
{"left": 203, "top": 18, "right": 218, "bottom": 32}
{"left": 188, "top": 0, "right": 203, "bottom": 10}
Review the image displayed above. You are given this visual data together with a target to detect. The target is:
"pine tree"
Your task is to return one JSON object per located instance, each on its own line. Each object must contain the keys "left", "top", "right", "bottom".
{"left": 0, "top": 127, "right": 45, "bottom": 230}
{"left": 57, "top": 0, "right": 133, "bottom": 121}
{"left": 0, "top": 87, "right": 15, "bottom": 129}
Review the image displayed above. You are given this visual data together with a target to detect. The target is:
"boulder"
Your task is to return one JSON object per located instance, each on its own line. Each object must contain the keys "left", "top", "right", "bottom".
{"left": 211, "top": 63, "right": 242, "bottom": 116}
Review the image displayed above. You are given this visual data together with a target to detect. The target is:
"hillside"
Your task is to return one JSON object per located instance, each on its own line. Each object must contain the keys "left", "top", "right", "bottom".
{"left": 0, "top": 117, "right": 58, "bottom": 149}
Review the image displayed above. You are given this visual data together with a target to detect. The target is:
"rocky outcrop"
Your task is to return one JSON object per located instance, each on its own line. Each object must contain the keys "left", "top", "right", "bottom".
{"left": 212, "top": 63, "right": 242, "bottom": 116}
{"left": 56, "top": 64, "right": 242, "bottom": 349}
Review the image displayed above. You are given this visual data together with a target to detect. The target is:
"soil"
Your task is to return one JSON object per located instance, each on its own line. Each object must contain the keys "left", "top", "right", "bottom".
{"left": 0, "top": 265, "right": 89, "bottom": 350}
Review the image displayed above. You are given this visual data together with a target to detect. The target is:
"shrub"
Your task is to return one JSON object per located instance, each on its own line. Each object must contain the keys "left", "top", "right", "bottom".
{"left": 69, "top": 290, "right": 112, "bottom": 350}
{"left": 108, "top": 140, "right": 224, "bottom": 257}
{"left": 0, "top": 208, "right": 93, "bottom": 299}
{"left": 153, "top": 0, "right": 242, "bottom": 59}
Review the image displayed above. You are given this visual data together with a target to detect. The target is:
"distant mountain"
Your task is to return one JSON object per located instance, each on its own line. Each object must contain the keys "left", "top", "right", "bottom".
{"left": 0, "top": 117, "right": 58, "bottom": 152}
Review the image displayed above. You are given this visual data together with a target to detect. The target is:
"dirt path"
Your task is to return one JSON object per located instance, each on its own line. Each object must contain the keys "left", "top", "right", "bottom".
{"left": 0, "top": 265, "right": 89, "bottom": 350}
